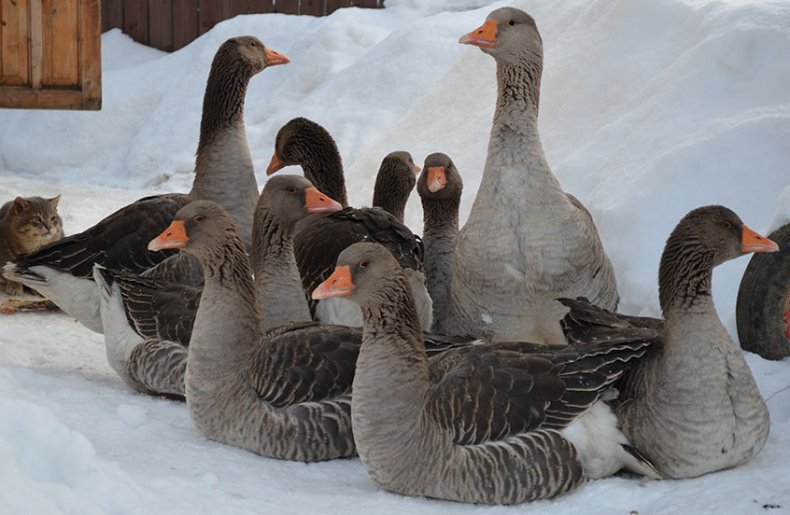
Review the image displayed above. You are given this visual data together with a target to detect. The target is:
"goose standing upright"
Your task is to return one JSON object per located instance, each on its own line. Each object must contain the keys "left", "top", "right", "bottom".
{"left": 417, "top": 153, "right": 463, "bottom": 335}
{"left": 560, "top": 205, "right": 777, "bottom": 478}
{"left": 4, "top": 36, "right": 288, "bottom": 332}
{"left": 266, "top": 117, "right": 431, "bottom": 330}
{"left": 313, "top": 243, "right": 658, "bottom": 505}
{"left": 455, "top": 8, "right": 618, "bottom": 344}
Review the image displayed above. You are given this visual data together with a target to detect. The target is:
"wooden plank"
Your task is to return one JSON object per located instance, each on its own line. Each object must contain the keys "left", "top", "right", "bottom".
{"left": 42, "top": 0, "right": 80, "bottom": 86}
{"left": 29, "top": 0, "right": 42, "bottom": 88}
{"left": 274, "top": 0, "right": 298, "bottom": 14}
{"left": 148, "top": 0, "right": 173, "bottom": 51}
{"left": 0, "top": 0, "right": 30, "bottom": 85}
{"left": 197, "top": 0, "right": 222, "bottom": 35}
{"left": 325, "top": 0, "right": 348, "bottom": 15}
{"left": 248, "top": 0, "right": 273, "bottom": 13}
{"left": 79, "top": 0, "right": 101, "bottom": 109}
{"left": 0, "top": 85, "right": 83, "bottom": 109}
{"left": 225, "top": 0, "right": 249, "bottom": 17}
{"left": 299, "top": 0, "right": 323, "bottom": 16}
{"left": 122, "top": 0, "right": 148, "bottom": 46}
{"left": 172, "top": 0, "right": 197, "bottom": 50}
{"left": 102, "top": 0, "right": 122, "bottom": 31}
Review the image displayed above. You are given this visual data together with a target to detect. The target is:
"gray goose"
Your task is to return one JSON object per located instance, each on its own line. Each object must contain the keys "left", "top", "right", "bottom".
{"left": 266, "top": 117, "right": 432, "bottom": 330}
{"left": 146, "top": 182, "right": 365, "bottom": 461}
{"left": 417, "top": 152, "right": 463, "bottom": 335}
{"left": 313, "top": 242, "right": 660, "bottom": 505}
{"left": 560, "top": 205, "right": 777, "bottom": 479}
{"left": 93, "top": 175, "right": 342, "bottom": 399}
{"left": 3, "top": 36, "right": 288, "bottom": 333}
{"left": 454, "top": 8, "right": 618, "bottom": 344}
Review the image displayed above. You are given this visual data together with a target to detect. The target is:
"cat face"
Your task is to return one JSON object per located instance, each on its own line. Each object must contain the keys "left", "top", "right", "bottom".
{"left": 9, "top": 195, "right": 64, "bottom": 253}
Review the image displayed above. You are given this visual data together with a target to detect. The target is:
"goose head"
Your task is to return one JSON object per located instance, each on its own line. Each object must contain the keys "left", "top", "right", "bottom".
{"left": 147, "top": 201, "right": 238, "bottom": 259}
{"left": 312, "top": 243, "right": 403, "bottom": 306}
{"left": 221, "top": 36, "right": 289, "bottom": 74}
{"left": 257, "top": 175, "right": 343, "bottom": 227}
{"left": 266, "top": 117, "right": 337, "bottom": 175}
{"left": 459, "top": 7, "right": 542, "bottom": 67}
{"left": 417, "top": 152, "right": 463, "bottom": 200}
{"left": 373, "top": 151, "right": 420, "bottom": 220}
{"left": 658, "top": 205, "right": 778, "bottom": 312}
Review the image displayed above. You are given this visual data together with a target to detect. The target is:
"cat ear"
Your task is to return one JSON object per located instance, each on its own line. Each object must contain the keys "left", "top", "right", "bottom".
{"left": 11, "top": 196, "right": 29, "bottom": 214}
{"left": 49, "top": 194, "right": 61, "bottom": 208}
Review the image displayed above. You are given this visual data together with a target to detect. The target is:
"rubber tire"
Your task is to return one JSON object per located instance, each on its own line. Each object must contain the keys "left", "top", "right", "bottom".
{"left": 736, "top": 222, "right": 790, "bottom": 360}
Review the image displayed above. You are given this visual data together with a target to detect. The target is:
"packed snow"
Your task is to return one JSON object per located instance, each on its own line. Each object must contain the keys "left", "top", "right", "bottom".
{"left": 1, "top": 0, "right": 789, "bottom": 513}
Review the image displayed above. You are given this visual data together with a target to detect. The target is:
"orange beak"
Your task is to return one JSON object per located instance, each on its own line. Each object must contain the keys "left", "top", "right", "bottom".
{"left": 412, "top": 163, "right": 422, "bottom": 175}
{"left": 305, "top": 187, "right": 343, "bottom": 214}
{"left": 741, "top": 225, "right": 779, "bottom": 253}
{"left": 264, "top": 47, "right": 290, "bottom": 66}
{"left": 148, "top": 220, "right": 188, "bottom": 251}
{"left": 459, "top": 19, "right": 497, "bottom": 48}
{"left": 427, "top": 166, "right": 447, "bottom": 192}
{"left": 266, "top": 152, "right": 284, "bottom": 175}
{"left": 312, "top": 265, "right": 354, "bottom": 299}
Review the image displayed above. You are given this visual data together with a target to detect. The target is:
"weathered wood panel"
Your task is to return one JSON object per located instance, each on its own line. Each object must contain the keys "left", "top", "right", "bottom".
{"left": 149, "top": 0, "right": 174, "bottom": 52}
{"left": 123, "top": 0, "right": 149, "bottom": 47}
{"left": 0, "top": 0, "right": 101, "bottom": 110}
{"left": 43, "top": 0, "right": 80, "bottom": 86}
{"left": 172, "top": 0, "right": 198, "bottom": 50}
{"left": 0, "top": 0, "right": 31, "bottom": 85}
{"left": 101, "top": 0, "right": 385, "bottom": 52}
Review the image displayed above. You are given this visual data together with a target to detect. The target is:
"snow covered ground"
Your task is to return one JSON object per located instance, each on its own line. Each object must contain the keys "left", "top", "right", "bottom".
{"left": 1, "top": 0, "right": 789, "bottom": 513}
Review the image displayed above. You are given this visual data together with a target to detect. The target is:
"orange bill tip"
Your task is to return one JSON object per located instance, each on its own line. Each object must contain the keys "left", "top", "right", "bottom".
{"left": 312, "top": 265, "right": 354, "bottom": 300}
{"left": 741, "top": 225, "right": 779, "bottom": 253}
{"left": 148, "top": 220, "right": 188, "bottom": 251}
{"left": 305, "top": 187, "right": 343, "bottom": 214}
{"left": 266, "top": 152, "right": 284, "bottom": 175}
{"left": 459, "top": 19, "right": 497, "bottom": 47}
{"left": 427, "top": 166, "right": 447, "bottom": 193}
{"left": 264, "top": 47, "right": 290, "bottom": 66}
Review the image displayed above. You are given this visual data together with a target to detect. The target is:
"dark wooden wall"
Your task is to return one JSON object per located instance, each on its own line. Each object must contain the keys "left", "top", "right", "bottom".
{"left": 102, "top": 0, "right": 385, "bottom": 52}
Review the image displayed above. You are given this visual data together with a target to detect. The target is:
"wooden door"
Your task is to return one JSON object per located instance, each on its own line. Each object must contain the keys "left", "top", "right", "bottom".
{"left": 0, "top": 0, "right": 101, "bottom": 110}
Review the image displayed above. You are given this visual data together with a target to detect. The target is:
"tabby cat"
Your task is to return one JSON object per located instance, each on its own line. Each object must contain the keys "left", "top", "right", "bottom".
{"left": 0, "top": 195, "right": 64, "bottom": 295}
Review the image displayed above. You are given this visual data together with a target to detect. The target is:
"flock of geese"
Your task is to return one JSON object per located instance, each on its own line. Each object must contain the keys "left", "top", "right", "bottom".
{"left": 3, "top": 7, "right": 782, "bottom": 505}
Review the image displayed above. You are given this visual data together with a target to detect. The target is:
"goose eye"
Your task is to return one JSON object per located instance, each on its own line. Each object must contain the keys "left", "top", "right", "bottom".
{"left": 508, "top": 20, "right": 516, "bottom": 26}
{"left": 250, "top": 41, "right": 257, "bottom": 47}
{"left": 288, "top": 187, "right": 297, "bottom": 193}
{"left": 722, "top": 221, "right": 733, "bottom": 230}
{"left": 194, "top": 215, "right": 204, "bottom": 223}
{"left": 359, "top": 260, "right": 368, "bottom": 269}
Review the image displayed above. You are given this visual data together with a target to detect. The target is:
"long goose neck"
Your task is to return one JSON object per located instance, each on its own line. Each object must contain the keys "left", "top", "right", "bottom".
{"left": 189, "top": 237, "right": 261, "bottom": 388}
{"left": 360, "top": 276, "right": 428, "bottom": 368}
{"left": 421, "top": 196, "right": 460, "bottom": 332}
{"left": 356, "top": 276, "right": 431, "bottom": 422}
{"left": 496, "top": 57, "right": 541, "bottom": 118}
{"left": 300, "top": 144, "right": 349, "bottom": 208}
{"left": 196, "top": 56, "right": 253, "bottom": 154}
{"left": 658, "top": 233, "right": 716, "bottom": 317}
{"left": 373, "top": 180, "right": 409, "bottom": 222}
{"left": 252, "top": 209, "right": 312, "bottom": 330}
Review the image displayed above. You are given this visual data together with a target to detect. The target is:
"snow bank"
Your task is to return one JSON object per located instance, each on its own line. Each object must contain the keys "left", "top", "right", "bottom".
{"left": 1, "top": 0, "right": 789, "bottom": 512}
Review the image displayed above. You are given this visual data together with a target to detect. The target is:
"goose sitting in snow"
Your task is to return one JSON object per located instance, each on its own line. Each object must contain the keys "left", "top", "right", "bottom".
{"left": 145, "top": 181, "right": 364, "bottom": 461}
{"left": 560, "top": 205, "right": 776, "bottom": 479}
{"left": 312, "top": 242, "right": 659, "bottom": 504}
{"left": 94, "top": 175, "right": 343, "bottom": 399}
{"left": 266, "top": 117, "right": 432, "bottom": 330}
{"left": 3, "top": 36, "right": 289, "bottom": 333}
{"left": 453, "top": 7, "right": 618, "bottom": 344}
